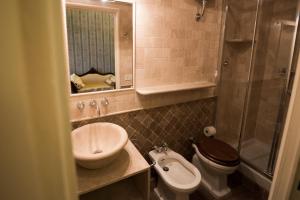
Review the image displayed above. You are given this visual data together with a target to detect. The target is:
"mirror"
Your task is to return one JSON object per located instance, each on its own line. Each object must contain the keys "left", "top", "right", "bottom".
{"left": 65, "top": 1, "right": 134, "bottom": 95}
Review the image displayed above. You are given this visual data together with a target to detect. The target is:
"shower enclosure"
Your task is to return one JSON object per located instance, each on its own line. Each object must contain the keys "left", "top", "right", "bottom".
{"left": 216, "top": 0, "right": 300, "bottom": 179}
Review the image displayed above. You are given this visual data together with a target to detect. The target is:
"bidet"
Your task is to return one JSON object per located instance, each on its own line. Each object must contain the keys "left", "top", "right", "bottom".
{"left": 149, "top": 148, "right": 201, "bottom": 200}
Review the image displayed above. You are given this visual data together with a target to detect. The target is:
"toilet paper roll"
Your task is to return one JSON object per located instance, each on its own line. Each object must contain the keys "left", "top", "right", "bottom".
{"left": 203, "top": 126, "right": 216, "bottom": 137}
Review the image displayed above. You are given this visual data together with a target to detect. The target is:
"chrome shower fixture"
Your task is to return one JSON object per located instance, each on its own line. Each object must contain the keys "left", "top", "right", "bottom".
{"left": 195, "top": 0, "right": 208, "bottom": 22}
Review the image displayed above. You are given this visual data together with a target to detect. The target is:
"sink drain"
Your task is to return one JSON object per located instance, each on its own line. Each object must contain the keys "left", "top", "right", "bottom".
{"left": 163, "top": 166, "right": 169, "bottom": 171}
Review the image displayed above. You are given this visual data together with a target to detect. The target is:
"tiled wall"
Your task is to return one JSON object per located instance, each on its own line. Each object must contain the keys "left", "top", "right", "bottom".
{"left": 117, "top": 3, "right": 133, "bottom": 87}
{"left": 68, "top": 0, "right": 223, "bottom": 122}
{"left": 135, "top": 0, "right": 222, "bottom": 87}
{"left": 70, "top": 87, "right": 216, "bottom": 122}
{"left": 69, "top": 0, "right": 219, "bottom": 167}
{"left": 72, "top": 98, "right": 216, "bottom": 160}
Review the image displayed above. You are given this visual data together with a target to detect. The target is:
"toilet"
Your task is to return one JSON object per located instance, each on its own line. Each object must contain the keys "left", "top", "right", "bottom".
{"left": 149, "top": 148, "right": 201, "bottom": 200}
{"left": 192, "top": 136, "right": 240, "bottom": 199}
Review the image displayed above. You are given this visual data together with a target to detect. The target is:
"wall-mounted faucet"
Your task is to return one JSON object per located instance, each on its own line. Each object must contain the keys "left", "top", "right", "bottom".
{"left": 101, "top": 97, "right": 109, "bottom": 106}
{"left": 77, "top": 101, "right": 85, "bottom": 112}
{"left": 90, "top": 100, "right": 100, "bottom": 116}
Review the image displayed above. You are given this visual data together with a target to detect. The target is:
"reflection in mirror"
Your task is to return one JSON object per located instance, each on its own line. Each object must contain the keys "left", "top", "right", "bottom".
{"left": 66, "top": 1, "right": 133, "bottom": 95}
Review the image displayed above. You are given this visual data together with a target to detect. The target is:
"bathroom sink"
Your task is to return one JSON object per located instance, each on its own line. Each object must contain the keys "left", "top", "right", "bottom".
{"left": 71, "top": 122, "right": 128, "bottom": 169}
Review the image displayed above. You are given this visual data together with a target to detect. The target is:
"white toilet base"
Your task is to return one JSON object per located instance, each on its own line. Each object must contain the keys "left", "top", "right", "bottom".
{"left": 154, "top": 178, "right": 189, "bottom": 200}
{"left": 192, "top": 154, "right": 231, "bottom": 199}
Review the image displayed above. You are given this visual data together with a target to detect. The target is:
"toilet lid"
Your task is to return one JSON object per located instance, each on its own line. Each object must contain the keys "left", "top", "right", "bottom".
{"left": 197, "top": 138, "right": 240, "bottom": 167}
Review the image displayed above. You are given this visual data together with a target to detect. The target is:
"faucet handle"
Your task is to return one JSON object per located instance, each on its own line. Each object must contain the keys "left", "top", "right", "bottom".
{"left": 77, "top": 101, "right": 85, "bottom": 112}
{"left": 90, "top": 99, "right": 97, "bottom": 107}
{"left": 101, "top": 97, "right": 109, "bottom": 106}
{"left": 153, "top": 145, "right": 162, "bottom": 153}
{"left": 162, "top": 142, "right": 168, "bottom": 147}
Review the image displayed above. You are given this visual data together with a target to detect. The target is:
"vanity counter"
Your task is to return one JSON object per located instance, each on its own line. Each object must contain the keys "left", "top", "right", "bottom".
{"left": 76, "top": 140, "right": 150, "bottom": 195}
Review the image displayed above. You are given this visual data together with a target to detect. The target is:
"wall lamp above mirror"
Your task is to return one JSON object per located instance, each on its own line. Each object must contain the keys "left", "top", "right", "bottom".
{"left": 65, "top": 0, "right": 135, "bottom": 95}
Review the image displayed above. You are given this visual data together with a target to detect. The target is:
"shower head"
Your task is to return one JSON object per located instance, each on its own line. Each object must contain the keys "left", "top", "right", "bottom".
{"left": 195, "top": 0, "right": 208, "bottom": 22}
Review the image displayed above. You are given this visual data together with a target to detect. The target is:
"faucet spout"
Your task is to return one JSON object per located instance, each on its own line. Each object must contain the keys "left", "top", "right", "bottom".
{"left": 90, "top": 100, "right": 100, "bottom": 116}
{"left": 162, "top": 142, "right": 168, "bottom": 152}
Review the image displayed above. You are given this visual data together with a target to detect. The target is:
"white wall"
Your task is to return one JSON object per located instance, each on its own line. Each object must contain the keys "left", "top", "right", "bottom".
{"left": 0, "top": 1, "right": 77, "bottom": 200}
{"left": 269, "top": 52, "right": 300, "bottom": 199}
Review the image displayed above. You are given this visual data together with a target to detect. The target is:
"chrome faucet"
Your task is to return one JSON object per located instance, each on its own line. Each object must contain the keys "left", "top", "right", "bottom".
{"left": 162, "top": 142, "right": 168, "bottom": 152}
{"left": 153, "top": 145, "right": 163, "bottom": 153}
{"left": 90, "top": 100, "right": 100, "bottom": 116}
{"left": 77, "top": 101, "right": 85, "bottom": 112}
{"left": 101, "top": 97, "right": 109, "bottom": 106}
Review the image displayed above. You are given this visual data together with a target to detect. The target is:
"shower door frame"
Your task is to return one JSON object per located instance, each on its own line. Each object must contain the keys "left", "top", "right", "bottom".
{"left": 265, "top": 17, "right": 300, "bottom": 176}
{"left": 239, "top": 1, "right": 300, "bottom": 178}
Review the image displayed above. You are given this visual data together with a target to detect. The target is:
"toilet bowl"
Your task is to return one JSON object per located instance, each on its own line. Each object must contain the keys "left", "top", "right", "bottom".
{"left": 149, "top": 148, "right": 201, "bottom": 200}
{"left": 192, "top": 137, "right": 240, "bottom": 199}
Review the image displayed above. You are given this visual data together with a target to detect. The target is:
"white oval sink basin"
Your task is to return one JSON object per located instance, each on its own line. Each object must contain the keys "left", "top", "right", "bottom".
{"left": 71, "top": 122, "right": 128, "bottom": 169}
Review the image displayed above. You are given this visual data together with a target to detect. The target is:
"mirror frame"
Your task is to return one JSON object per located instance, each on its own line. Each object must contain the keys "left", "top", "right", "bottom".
{"left": 63, "top": 0, "right": 136, "bottom": 97}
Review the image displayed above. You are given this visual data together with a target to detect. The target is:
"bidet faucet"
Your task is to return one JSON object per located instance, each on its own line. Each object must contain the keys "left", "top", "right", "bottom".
{"left": 90, "top": 99, "right": 100, "bottom": 116}
{"left": 162, "top": 142, "right": 168, "bottom": 152}
{"left": 153, "top": 142, "right": 169, "bottom": 153}
{"left": 153, "top": 145, "right": 163, "bottom": 153}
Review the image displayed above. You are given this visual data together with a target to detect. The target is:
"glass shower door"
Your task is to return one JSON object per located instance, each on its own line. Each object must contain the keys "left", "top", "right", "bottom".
{"left": 240, "top": 0, "right": 299, "bottom": 177}
{"left": 215, "top": 0, "right": 259, "bottom": 149}
{"left": 216, "top": 0, "right": 299, "bottom": 178}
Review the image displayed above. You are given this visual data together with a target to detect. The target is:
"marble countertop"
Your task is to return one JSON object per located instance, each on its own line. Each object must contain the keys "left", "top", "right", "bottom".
{"left": 76, "top": 140, "right": 150, "bottom": 195}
